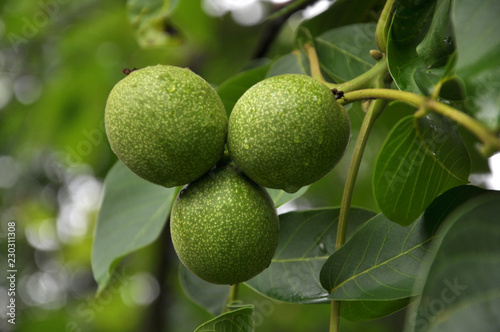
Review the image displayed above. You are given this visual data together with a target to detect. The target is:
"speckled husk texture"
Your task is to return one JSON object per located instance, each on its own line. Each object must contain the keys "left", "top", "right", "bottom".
{"left": 105, "top": 65, "right": 227, "bottom": 187}
{"left": 170, "top": 165, "right": 279, "bottom": 285}
{"left": 228, "top": 74, "right": 351, "bottom": 193}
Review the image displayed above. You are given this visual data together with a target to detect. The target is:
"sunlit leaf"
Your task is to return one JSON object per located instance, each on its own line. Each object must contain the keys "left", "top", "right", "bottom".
{"left": 245, "top": 208, "right": 375, "bottom": 304}
{"left": 373, "top": 113, "right": 471, "bottom": 226}
{"left": 405, "top": 191, "right": 500, "bottom": 331}
{"left": 178, "top": 264, "right": 230, "bottom": 316}
{"left": 91, "top": 161, "right": 177, "bottom": 293}
{"left": 266, "top": 186, "right": 309, "bottom": 209}
{"left": 195, "top": 305, "right": 254, "bottom": 332}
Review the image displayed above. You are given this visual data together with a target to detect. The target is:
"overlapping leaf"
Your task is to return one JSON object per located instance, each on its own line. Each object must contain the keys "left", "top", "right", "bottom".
{"left": 315, "top": 23, "right": 377, "bottom": 83}
{"left": 92, "top": 161, "right": 177, "bottom": 293}
{"left": 387, "top": 0, "right": 454, "bottom": 94}
{"left": 320, "top": 213, "right": 435, "bottom": 301}
{"left": 421, "top": 185, "right": 487, "bottom": 235}
{"left": 406, "top": 191, "right": 500, "bottom": 331}
{"left": 195, "top": 305, "right": 254, "bottom": 332}
{"left": 266, "top": 51, "right": 310, "bottom": 77}
{"left": 259, "top": 23, "right": 378, "bottom": 89}
{"left": 415, "top": 0, "right": 454, "bottom": 68}
{"left": 266, "top": 186, "right": 309, "bottom": 209}
{"left": 373, "top": 113, "right": 471, "bottom": 226}
{"left": 245, "top": 208, "right": 376, "bottom": 304}
{"left": 320, "top": 184, "right": 487, "bottom": 307}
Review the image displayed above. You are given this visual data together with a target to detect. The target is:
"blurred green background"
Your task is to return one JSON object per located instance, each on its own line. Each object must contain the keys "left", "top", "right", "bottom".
{"left": 3, "top": 0, "right": 495, "bottom": 331}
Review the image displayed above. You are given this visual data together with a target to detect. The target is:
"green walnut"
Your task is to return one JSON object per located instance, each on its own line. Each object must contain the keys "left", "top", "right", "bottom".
{"left": 170, "top": 164, "right": 279, "bottom": 285}
{"left": 228, "top": 74, "right": 351, "bottom": 193}
{"left": 105, "top": 65, "right": 227, "bottom": 187}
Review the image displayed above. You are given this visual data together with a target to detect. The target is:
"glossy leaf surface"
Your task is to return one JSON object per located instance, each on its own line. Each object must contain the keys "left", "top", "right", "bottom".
{"left": 246, "top": 208, "right": 375, "bottom": 304}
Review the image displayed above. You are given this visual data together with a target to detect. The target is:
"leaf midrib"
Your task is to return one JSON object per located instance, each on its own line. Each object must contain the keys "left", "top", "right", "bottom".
{"left": 329, "top": 236, "right": 434, "bottom": 293}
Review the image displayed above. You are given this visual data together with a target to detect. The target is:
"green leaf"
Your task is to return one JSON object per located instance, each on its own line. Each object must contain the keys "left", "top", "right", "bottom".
{"left": 320, "top": 213, "right": 434, "bottom": 301}
{"left": 452, "top": 0, "right": 500, "bottom": 75}
{"left": 216, "top": 62, "right": 271, "bottom": 117}
{"left": 405, "top": 191, "right": 500, "bottom": 331}
{"left": 194, "top": 306, "right": 254, "bottom": 332}
{"left": 179, "top": 264, "right": 230, "bottom": 316}
{"left": 421, "top": 185, "right": 487, "bottom": 235}
{"left": 245, "top": 208, "right": 376, "bottom": 304}
{"left": 320, "top": 185, "right": 487, "bottom": 320}
{"left": 435, "top": 53, "right": 468, "bottom": 102}
{"left": 266, "top": 186, "right": 309, "bottom": 209}
{"left": 453, "top": 0, "right": 500, "bottom": 131}
{"left": 127, "top": 0, "right": 183, "bottom": 48}
{"left": 387, "top": 1, "right": 451, "bottom": 94}
{"left": 315, "top": 23, "right": 377, "bottom": 83}
{"left": 341, "top": 298, "right": 411, "bottom": 321}
{"left": 415, "top": 0, "right": 454, "bottom": 68}
{"left": 91, "top": 161, "right": 178, "bottom": 293}
{"left": 373, "top": 113, "right": 471, "bottom": 226}
{"left": 266, "top": 51, "right": 309, "bottom": 77}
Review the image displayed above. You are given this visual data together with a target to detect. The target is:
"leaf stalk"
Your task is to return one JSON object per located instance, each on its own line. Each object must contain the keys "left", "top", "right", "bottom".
{"left": 375, "top": 0, "right": 397, "bottom": 52}
{"left": 340, "top": 88, "right": 500, "bottom": 156}
{"left": 305, "top": 43, "right": 389, "bottom": 93}
{"left": 226, "top": 283, "right": 240, "bottom": 311}
{"left": 330, "top": 77, "right": 388, "bottom": 332}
